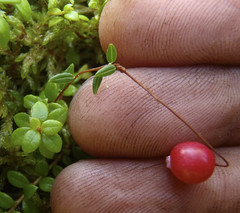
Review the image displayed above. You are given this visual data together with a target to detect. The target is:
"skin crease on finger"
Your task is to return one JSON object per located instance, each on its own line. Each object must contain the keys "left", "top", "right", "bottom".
{"left": 67, "top": 66, "right": 240, "bottom": 158}
{"left": 51, "top": 147, "right": 240, "bottom": 213}
{"left": 99, "top": 0, "right": 240, "bottom": 67}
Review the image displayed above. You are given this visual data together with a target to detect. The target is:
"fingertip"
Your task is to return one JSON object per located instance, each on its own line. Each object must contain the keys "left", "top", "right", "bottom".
{"left": 99, "top": 0, "right": 240, "bottom": 66}
{"left": 68, "top": 66, "right": 240, "bottom": 157}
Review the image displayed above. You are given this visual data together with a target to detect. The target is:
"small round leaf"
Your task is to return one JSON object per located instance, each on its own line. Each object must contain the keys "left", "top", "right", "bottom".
{"left": 52, "top": 165, "right": 63, "bottom": 177}
{"left": 42, "top": 120, "right": 62, "bottom": 135}
{"left": 48, "top": 103, "right": 63, "bottom": 112}
{"left": 22, "top": 130, "right": 41, "bottom": 153}
{"left": 22, "top": 199, "right": 40, "bottom": 213}
{"left": 29, "top": 117, "right": 41, "bottom": 131}
{"left": 44, "top": 82, "right": 59, "bottom": 102}
{"left": 23, "top": 184, "right": 38, "bottom": 199}
{"left": 13, "top": 112, "right": 30, "bottom": 127}
{"left": 11, "top": 127, "right": 30, "bottom": 146}
{"left": 62, "top": 84, "right": 78, "bottom": 96}
{"left": 42, "top": 134, "right": 62, "bottom": 153}
{"left": 64, "top": 11, "right": 79, "bottom": 21}
{"left": 35, "top": 159, "right": 49, "bottom": 177}
{"left": 39, "top": 177, "right": 55, "bottom": 192}
{"left": 39, "top": 143, "right": 54, "bottom": 159}
{"left": 24, "top": 95, "right": 42, "bottom": 109}
{"left": 7, "top": 170, "right": 29, "bottom": 188}
{"left": 31, "top": 101, "right": 48, "bottom": 122}
{"left": 48, "top": 108, "right": 68, "bottom": 124}
{"left": 0, "top": 192, "right": 15, "bottom": 209}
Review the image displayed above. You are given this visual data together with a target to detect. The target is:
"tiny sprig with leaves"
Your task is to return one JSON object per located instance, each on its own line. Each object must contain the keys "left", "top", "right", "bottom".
{"left": 55, "top": 43, "right": 229, "bottom": 169}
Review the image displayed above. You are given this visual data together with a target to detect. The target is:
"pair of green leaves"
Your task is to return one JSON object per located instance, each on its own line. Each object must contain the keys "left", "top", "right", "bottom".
{"left": 7, "top": 171, "right": 38, "bottom": 199}
{"left": 0, "top": 170, "right": 55, "bottom": 210}
{"left": 92, "top": 43, "right": 117, "bottom": 94}
{"left": 11, "top": 95, "right": 68, "bottom": 158}
{"left": 45, "top": 63, "right": 79, "bottom": 101}
{"left": 48, "top": 44, "right": 118, "bottom": 96}
{"left": 8, "top": 165, "right": 54, "bottom": 193}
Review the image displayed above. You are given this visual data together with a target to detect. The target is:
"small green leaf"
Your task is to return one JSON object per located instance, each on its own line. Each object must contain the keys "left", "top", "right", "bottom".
{"left": 24, "top": 95, "right": 42, "bottom": 109}
{"left": 57, "top": 100, "right": 68, "bottom": 108}
{"left": 94, "top": 64, "right": 116, "bottom": 78}
{"left": 35, "top": 159, "right": 49, "bottom": 177}
{"left": 31, "top": 101, "right": 48, "bottom": 122}
{"left": 39, "top": 143, "right": 54, "bottom": 159}
{"left": 106, "top": 43, "right": 117, "bottom": 63}
{"left": 22, "top": 199, "right": 41, "bottom": 213}
{"left": 49, "top": 16, "right": 64, "bottom": 27}
{"left": 7, "top": 171, "right": 29, "bottom": 188}
{"left": 64, "top": 63, "right": 74, "bottom": 74}
{"left": 29, "top": 117, "right": 41, "bottom": 131}
{"left": 52, "top": 165, "right": 63, "bottom": 177}
{"left": 49, "top": 73, "right": 74, "bottom": 84}
{"left": 48, "top": 108, "right": 68, "bottom": 124}
{"left": 64, "top": 11, "right": 79, "bottom": 21}
{"left": 62, "top": 155, "right": 72, "bottom": 166}
{"left": 62, "top": 84, "right": 78, "bottom": 96}
{"left": 23, "top": 184, "right": 38, "bottom": 199}
{"left": 22, "top": 130, "right": 41, "bottom": 153}
{"left": 11, "top": 127, "right": 30, "bottom": 146}
{"left": 79, "top": 14, "right": 89, "bottom": 22}
{"left": 0, "top": 16, "right": 10, "bottom": 48}
{"left": 14, "top": 112, "right": 30, "bottom": 127}
{"left": 92, "top": 76, "right": 103, "bottom": 95}
{"left": 42, "top": 134, "right": 62, "bottom": 153}
{"left": 48, "top": 102, "right": 63, "bottom": 112}
{"left": 44, "top": 82, "right": 59, "bottom": 102}
{"left": 0, "top": 192, "right": 15, "bottom": 209}
{"left": 42, "top": 120, "right": 62, "bottom": 135}
{"left": 47, "top": 8, "right": 62, "bottom": 16}
{"left": 63, "top": 3, "right": 73, "bottom": 13}
{"left": 15, "top": 0, "right": 32, "bottom": 22}
{"left": 39, "top": 177, "right": 54, "bottom": 192}
{"left": 48, "top": 0, "right": 58, "bottom": 9}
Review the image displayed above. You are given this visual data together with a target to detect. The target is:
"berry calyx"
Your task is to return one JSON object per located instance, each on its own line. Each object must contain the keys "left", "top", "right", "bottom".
{"left": 166, "top": 141, "right": 215, "bottom": 184}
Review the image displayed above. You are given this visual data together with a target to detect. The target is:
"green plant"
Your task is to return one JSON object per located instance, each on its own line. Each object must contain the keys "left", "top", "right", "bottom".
{"left": 0, "top": 0, "right": 107, "bottom": 212}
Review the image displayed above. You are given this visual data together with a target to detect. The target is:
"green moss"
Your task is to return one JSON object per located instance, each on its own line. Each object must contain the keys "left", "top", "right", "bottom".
{"left": 0, "top": 0, "right": 107, "bottom": 212}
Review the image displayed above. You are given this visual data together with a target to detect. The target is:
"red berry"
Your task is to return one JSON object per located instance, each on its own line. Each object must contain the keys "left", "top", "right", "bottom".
{"left": 166, "top": 141, "right": 215, "bottom": 184}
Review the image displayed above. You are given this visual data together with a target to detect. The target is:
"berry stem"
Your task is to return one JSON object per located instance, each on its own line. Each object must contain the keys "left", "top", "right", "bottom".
{"left": 115, "top": 63, "right": 229, "bottom": 167}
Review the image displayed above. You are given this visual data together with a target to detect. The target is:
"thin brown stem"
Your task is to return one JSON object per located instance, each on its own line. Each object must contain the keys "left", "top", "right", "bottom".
{"left": 54, "top": 65, "right": 105, "bottom": 102}
{"left": 115, "top": 64, "right": 229, "bottom": 167}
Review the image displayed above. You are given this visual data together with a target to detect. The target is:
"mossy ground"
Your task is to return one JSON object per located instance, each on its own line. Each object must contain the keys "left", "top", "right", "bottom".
{"left": 0, "top": 1, "right": 106, "bottom": 212}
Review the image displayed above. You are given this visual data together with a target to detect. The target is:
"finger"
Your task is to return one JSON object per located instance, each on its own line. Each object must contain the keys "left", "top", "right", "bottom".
{"left": 99, "top": 0, "right": 240, "bottom": 67}
{"left": 51, "top": 147, "right": 240, "bottom": 213}
{"left": 68, "top": 66, "right": 240, "bottom": 158}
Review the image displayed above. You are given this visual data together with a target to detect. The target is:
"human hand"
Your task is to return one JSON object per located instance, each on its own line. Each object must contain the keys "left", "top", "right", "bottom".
{"left": 51, "top": 0, "right": 240, "bottom": 212}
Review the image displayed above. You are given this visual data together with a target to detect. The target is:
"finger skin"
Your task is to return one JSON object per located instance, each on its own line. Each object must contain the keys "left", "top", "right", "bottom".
{"left": 68, "top": 66, "right": 240, "bottom": 157}
{"left": 99, "top": 0, "right": 240, "bottom": 67}
{"left": 51, "top": 147, "right": 240, "bottom": 213}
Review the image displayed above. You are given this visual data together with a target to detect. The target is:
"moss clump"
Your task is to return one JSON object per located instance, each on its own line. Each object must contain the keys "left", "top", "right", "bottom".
{"left": 0, "top": 0, "right": 107, "bottom": 212}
